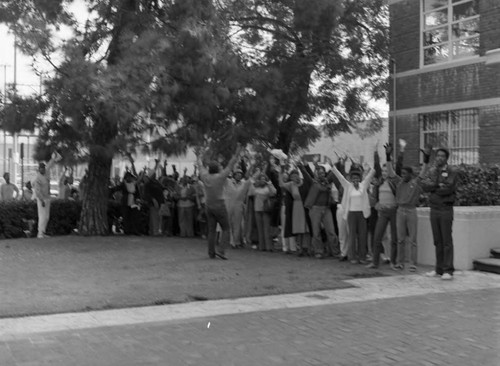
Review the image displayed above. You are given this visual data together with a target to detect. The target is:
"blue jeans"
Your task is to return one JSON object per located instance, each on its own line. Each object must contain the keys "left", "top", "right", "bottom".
{"left": 309, "top": 206, "right": 338, "bottom": 255}
{"left": 430, "top": 207, "right": 454, "bottom": 275}
{"left": 372, "top": 207, "right": 397, "bottom": 266}
{"left": 206, "top": 202, "right": 230, "bottom": 257}
{"left": 396, "top": 207, "right": 418, "bottom": 266}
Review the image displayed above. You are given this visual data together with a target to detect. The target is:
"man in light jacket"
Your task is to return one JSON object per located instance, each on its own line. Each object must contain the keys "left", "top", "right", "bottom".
{"left": 34, "top": 152, "right": 60, "bottom": 238}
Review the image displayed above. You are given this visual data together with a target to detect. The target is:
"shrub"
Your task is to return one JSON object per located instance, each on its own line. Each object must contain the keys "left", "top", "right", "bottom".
{"left": 0, "top": 199, "right": 83, "bottom": 239}
{"left": 420, "top": 164, "right": 500, "bottom": 207}
{"left": 455, "top": 164, "right": 500, "bottom": 206}
{"left": 0, "top": 198, "right": 153, "bottom": 239}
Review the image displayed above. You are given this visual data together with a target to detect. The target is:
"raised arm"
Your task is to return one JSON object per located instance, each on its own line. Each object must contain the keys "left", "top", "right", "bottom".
{"left": 384, "top": 143, "right": 397, "bottom": 178}
{"left": 418, "top": 144, "right": 432, "bottom": 180}
{"left": 221, "top": 143, "right": 243, "bottom": 176}
{"left": 331, "top": 163, "right": 350, "bottom": 189}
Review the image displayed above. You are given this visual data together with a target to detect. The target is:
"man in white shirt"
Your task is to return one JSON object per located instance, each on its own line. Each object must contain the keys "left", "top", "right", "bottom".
{"left": 0, "top": 173, "right": 19, "bottom": 201}
{"left": 34, "top": 152, "right": 60, "bottom": 238}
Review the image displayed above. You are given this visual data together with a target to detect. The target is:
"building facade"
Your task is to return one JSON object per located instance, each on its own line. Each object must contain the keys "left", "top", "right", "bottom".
{"left": 389, "top": 0, "right": 500, "bottom": 166}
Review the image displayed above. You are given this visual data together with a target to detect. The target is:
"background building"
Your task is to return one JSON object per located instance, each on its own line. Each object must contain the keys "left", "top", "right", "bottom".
{"left": 389, "top": 0, "right": 500, "bottom": 166}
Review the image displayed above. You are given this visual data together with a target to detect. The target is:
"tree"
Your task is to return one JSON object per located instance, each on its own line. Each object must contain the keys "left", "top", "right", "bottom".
{"left": 0, "top": 0, "right": 248, "bottom": 235}
{"left": 221, "top": 0, "right": 389, "bottom": 154}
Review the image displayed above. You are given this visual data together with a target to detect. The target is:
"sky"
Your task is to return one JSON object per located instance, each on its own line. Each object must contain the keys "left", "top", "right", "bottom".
{"left": 0, "top": 24, "right": 43, "bottom": 97}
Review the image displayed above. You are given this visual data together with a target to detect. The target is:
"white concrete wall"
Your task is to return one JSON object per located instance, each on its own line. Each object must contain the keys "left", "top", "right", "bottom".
{"left": 416, "top": 206, "right": 500, "bottom": 270}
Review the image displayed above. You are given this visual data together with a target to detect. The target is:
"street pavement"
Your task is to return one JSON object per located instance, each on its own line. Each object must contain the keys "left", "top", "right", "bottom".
{"left": 0, "top": 271, "right": 498, "bottom": 366}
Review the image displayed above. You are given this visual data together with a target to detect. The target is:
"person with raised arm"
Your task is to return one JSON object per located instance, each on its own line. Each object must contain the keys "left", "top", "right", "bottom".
{"left": 34, "top": 152, "right": 61, "bottom": 238}
{"left": 331, "top": 156, "right": 376, "bottom": 264}
{"left": 197, "top": 143, "right": 243, "bottom": 260}
{"left": 391, "top": 144, "right": 431, "bottom": 271}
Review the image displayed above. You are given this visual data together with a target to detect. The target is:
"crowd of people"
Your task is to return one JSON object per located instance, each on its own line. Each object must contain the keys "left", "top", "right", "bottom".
{"left": 102, "top": 141, "right": 458, "bottom": 280}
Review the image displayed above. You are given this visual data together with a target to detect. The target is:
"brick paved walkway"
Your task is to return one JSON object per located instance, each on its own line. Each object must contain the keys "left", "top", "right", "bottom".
{"left": 1, "top": 272, "right": 498, "bottom": 366}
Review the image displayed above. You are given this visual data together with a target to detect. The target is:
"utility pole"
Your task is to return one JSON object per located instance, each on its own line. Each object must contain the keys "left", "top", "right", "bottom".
{"left": 391, "top": 58, "right": 397, "bottom": 156}
{"left": 13, "top": 32, "right": 19, "bottom": 187}
{"left": 1, "top": 64, "right": 11, "bottom": 173}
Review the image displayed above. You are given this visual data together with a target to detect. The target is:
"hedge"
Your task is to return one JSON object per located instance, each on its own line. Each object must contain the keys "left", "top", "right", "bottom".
{"left": 419, "top": 164, "right": 500, "bottom": 207}
{"left": 0, "top": 199, "right": 150, "bottom": 239}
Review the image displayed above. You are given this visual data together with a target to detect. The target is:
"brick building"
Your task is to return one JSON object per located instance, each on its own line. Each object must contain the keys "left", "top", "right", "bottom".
{"left": 389, "top": 0, "right": 500, "bottom": 166}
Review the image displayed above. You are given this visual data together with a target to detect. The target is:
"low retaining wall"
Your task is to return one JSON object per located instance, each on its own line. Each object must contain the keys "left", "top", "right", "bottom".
{"left": 416, "top": 206, "right": 500, "bottom": 270}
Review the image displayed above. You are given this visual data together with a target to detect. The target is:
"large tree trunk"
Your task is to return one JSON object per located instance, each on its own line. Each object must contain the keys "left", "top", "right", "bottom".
{"left": 78, "top": 150, "right": 112, "bottom": 236}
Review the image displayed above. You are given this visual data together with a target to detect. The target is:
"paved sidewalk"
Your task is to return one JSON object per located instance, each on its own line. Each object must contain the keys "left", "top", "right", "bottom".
{"left": 0, "top": 271, "right": 498, "bottom": 365}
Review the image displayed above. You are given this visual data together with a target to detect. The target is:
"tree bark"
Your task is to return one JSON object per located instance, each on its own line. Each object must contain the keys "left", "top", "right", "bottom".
{"left": 78, "top": 151, "right": 112, "bottom": 236}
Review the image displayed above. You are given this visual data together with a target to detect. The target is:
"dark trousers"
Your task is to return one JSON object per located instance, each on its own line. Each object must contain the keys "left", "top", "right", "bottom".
{"left": 206, "top": 202, "right": 230, "bottom": 257}
{"left": 347, "top": 211, "right": 367, "bottom": 261}
{"left": 372, "top": 207, "right": 398, "bottom": 266}
{"left": 430, "top": 207, "right": 454, "bottom": 275}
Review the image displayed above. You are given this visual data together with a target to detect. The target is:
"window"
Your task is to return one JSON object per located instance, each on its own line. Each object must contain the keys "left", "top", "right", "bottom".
{"left": 422, "top": 0, "right": 479, "bottom": 66}
{"left": 420, "top": 108, "right": 479, "bottom": 164}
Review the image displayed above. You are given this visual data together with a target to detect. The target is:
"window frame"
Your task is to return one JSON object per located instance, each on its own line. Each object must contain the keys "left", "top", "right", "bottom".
{"left": 420, "top": 0, "right": 480, "bottom": 68}
{"left": 419, "top": 108, "right": 480, "bottom": 165}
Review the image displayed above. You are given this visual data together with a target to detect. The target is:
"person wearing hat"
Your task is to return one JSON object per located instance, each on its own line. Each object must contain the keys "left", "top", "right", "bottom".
{"left": 34, "top": 152, "right": 61, "bottom": 238}
{"left": 331, "top": 160, "right": 376, "bottom": 264}
{"left": 421, "top": 147, "right": 459, "bottom": 280}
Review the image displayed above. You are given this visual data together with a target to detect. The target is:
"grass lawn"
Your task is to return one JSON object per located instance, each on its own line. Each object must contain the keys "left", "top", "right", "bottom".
{"left": 0, "top": 235, "right": 394, "bottom": 318}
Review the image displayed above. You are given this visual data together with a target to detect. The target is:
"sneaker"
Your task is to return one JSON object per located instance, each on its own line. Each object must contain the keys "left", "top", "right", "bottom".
{"left": 215, "top": 252, "right": 228, "bottom": 260}
{"left": 350, "top": 260, "right": 358, "bottom": 264}
{"left": 409, "top": 265, "right": 417, "bottom": 272}
{"left": 394, "top": 264, "right": 404, "bottom": 270}
{"left": 251, "top": 245, "right": 257, "bottom": 250}
{"left": 315, "top": 254, "right": 324, "bottom": 259}
{"left": 425, "top": 270, "right": 440, "bottom": 277}
{"left": 339, "top": 256, "right": 348, "bottom": 262}
{"left": 441, "top": 273, "right": 453, "bottom": 280}
{"left": 366, "top": 263, "right": 378, "bottom": 269}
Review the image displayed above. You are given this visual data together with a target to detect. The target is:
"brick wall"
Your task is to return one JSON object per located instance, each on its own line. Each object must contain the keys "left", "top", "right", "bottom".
{"left": 389, "top": 114, "right": 420, "bottom": 167}
{"left": 390, "top": 0, "right": 500, "bottom": 73}
{"left": 390, "top": 0, "right": 420, "bottom": 73}
{"left": 480, "top": 0, "right": 500, "bottom": 55}
{"left": 392, "top": 62, "right": 499, "bottom": 110}
{"left": 479, "top": 105, "right": 500, "bottom": 164}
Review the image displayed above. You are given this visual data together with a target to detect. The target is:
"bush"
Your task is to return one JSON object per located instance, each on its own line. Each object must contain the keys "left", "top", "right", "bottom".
{"left": 0, "top": 198, "right": 152, "bottom": 239}
{"left": 0, "top": 199, "right": 82, "bottom": 239}
{"left": 455, "top": 164, "right": 500, "bottom": 206}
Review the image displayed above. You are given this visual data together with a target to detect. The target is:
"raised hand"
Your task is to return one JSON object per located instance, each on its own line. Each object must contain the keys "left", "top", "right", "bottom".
{"left": 384, "top": 143, "right": 394, "bottom": 157}
{"left": 420, "top": 143, "right": 433, "bottom": 164}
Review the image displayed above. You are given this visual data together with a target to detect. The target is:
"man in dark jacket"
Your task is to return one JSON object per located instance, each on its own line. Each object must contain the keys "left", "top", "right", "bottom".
{"left": 421, "top": 148, "right": 458, "bottom": 280}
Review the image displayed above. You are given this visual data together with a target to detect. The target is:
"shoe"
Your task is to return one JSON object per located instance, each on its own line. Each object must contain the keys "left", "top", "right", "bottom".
{"left": 409, "top": 265, "right": 417, "bottom": 272}
{"left": 251, "top": 245, "right": 257, "bottom": 250}
{"left": 339, "top": 256, "right": 348, "bottom": 262}
{"left": 382, "top": 258, "right": 390, "bottom": 264}
{"left": 209, "top": 255, "right": 216, "bottom": 259}
{"left": 425, "top": 270, "right": 440, "bottom": 277}
{"left": 390, "top": 263, "right": 400, "bottom": 271}
{"left": 366, "top": 263, "right": 378, "bottom": 269}
{"left": 315, "top": 254, "right": 324, "bottom": 259}
{"left": 350, "top": 260, "right": 358, "bottom": 264}
{"left": 359, "top": 260, "right": 369, "bottom": 265}
{"left": 215, "top": 253, "right": 228, "bottom": 260}
{"left": 441, "top": 273, "right": 453, "bottom": 280}
{"left": 394, "top": 264, "right": 404, "bottom": 270}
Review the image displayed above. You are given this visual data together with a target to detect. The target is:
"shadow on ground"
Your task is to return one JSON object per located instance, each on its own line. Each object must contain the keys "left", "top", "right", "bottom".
{"left": 0, "top": 236, "right": 396, "bottom": 318}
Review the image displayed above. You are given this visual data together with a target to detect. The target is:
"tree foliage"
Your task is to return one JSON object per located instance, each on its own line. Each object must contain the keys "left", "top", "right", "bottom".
{"left": 222, "top": 0, "right": 389, "bottom": 153}
{"left": 0, "top": 0, "right": 389, "bottom": 234}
